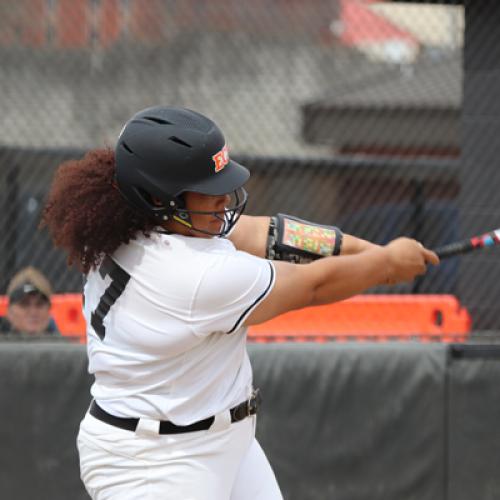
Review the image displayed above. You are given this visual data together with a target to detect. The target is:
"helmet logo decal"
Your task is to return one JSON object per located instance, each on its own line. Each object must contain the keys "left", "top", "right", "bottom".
{"left": 212, "top": 145, "right": 229, "bottom": 173}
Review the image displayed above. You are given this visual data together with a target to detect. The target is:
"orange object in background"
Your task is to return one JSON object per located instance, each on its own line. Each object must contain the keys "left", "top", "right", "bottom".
{"left": 0, "top": 294, "right": 472, "bottom": 344}
{"left": 248, "top": 295, "right": 472, "bottom": 343}
{"left": 51, "top": 294, "right": 87, "bottom": 341}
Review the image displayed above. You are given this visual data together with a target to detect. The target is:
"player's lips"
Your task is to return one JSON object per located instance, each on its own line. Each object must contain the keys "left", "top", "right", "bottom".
{"left": 209, "top": 219, "right": 225, "bottom": 232}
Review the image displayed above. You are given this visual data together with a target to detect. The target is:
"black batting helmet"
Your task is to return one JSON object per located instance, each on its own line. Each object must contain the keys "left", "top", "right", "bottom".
{"left": 115, "top": 106, "right": 249, "bottom": 236}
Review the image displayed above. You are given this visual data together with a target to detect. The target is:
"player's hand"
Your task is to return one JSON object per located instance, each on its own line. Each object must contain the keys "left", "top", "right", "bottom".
{"left": 384, "top": 237, "right": 440, "bottom": 284}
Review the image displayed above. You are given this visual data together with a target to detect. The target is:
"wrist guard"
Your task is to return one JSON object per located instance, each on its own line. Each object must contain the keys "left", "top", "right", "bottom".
{"left": 266, "top": 213, "right": 343, "bottom": 263}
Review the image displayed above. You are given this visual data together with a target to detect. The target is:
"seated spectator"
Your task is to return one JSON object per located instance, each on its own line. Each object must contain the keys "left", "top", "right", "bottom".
{"left": 0, "top": 267, "right": 60, "bottom": 335}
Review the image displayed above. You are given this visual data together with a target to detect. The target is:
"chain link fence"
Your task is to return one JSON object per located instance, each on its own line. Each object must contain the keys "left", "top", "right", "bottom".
{"left": 2, "top": 0, "right": 499, "bottom": 335}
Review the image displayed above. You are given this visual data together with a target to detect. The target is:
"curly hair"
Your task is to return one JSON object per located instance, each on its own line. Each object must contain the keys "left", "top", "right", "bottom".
{"left": 41, "top": 148, "right": 156, "bottom": 274}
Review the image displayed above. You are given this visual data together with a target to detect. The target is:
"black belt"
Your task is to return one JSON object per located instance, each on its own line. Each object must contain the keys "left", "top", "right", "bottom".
{"left": 89, "top": 389, "right": 261, "bottom": 435}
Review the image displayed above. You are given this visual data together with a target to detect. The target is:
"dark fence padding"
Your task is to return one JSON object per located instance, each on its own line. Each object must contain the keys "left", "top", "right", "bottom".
{"left": 250, "top": 343, "right": 447, "bottom": 500}
{"left": 448, "top": 351, "right": 500, "bottom": 500}
{"left": 0, "top": 342, "right": 93, "bottom": 500}
{"left": 2, "top": 342, "right": 500, "bottom": 500}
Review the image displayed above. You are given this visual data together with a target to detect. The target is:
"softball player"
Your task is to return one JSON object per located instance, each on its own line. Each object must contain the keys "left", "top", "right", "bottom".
{"left": 42, "top": 106, "right": 438, "bottom": 500}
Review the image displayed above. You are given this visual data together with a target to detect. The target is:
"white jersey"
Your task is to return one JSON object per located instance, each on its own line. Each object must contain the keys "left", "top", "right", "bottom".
{"left": 83, "top": 232, "right": 275, "bottom": 425}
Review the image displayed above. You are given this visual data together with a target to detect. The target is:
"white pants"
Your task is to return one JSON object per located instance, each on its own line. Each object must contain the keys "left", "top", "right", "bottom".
{"left": 77, "top": 411, "right": 283, "bottom": 500}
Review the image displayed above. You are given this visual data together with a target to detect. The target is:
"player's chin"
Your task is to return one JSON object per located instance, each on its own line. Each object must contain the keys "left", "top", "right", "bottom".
{"left": 209, "top": 218, "right": 224, "bottom": 231}
{"left": 190, "top": 220, "right": 222, "bottom": 238}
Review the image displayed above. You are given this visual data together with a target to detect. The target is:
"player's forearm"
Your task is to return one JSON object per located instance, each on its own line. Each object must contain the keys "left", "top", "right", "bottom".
{"left": 228, "top": 215, "right": 270, "bottom": 257}
{"left": 341, "top": 234, "right": 381, "bottom": 255}
{"left": 245, "top": 237, "right": 436, "bottom": 326}
{"left": 308, "top": 247, "right": 390, "bottom": 305}
{"left": 231, "top": 214, "right": 379, "bottom": 260}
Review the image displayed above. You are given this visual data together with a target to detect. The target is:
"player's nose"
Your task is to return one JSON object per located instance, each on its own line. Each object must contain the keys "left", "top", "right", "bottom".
{"left": 216, "top": 194, "right": 230, "bottom": 209}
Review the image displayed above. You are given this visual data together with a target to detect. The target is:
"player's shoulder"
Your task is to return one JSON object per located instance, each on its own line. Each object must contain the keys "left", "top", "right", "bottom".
{"left": 140, "top": 231, "right": 236, "bottom": 252}
{"left": 191, "top": 244, "right": 275, "bottom": 330}
{"left": 198, "top": 241, "right": 273, "bottom": 293}
{"left": 184, "top": 234, "right": 234, "bottom": 251}
{"left": 161, "top": 233, "right": 242, "bottom": 262}
{"left": 110, "top": 232, "right": 240, "bottom": 274}
{"left": 108, "top": 230, "right": 269, "bottom": 273}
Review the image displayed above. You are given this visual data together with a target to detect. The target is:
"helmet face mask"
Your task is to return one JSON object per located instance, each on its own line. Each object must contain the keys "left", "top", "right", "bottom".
{"left": 172, "top": 187, "right": 248, "bottom": 237}
{"left": 114, "top": 106, "right": 250, "bottom": 236}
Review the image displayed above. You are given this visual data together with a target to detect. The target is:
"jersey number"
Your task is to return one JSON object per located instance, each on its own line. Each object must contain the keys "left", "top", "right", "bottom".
{"left": 91, "top": 256, "right": 130, "bottom": 340}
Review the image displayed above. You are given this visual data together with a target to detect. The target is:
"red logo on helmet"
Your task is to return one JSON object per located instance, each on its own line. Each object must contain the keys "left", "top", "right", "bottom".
{"left": 212, "top": 145, "right": 229, "bottom": 173}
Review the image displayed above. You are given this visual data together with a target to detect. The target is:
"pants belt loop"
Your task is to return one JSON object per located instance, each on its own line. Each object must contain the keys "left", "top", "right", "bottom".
{"left": 135, "top": 417, "right": 161, "bottom": 437}
{"left": 208, "top": 409, "right": 232, "bottom": 433}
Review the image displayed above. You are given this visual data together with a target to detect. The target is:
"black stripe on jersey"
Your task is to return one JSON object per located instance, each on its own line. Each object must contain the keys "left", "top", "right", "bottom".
{"left": 227, "top": 261, "right": 275, "bottom": 334}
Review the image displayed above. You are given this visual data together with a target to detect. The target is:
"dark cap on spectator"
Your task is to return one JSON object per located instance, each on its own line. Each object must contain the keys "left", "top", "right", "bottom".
{"left": 9, "top": 282, "right": 51, "bottom": 305}
{"left": 6, "top": 267, "right": 53, "bottom": 306}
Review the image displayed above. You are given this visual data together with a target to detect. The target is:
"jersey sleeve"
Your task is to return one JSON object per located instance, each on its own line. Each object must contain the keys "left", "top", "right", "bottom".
{"left": 190, "top": 252, "right": 275, "bottom": 336}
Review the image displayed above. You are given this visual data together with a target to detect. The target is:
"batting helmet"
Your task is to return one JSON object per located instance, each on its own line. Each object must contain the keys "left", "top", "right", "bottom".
{"left": 115, "top": 106, "right": 249, "bottom": 236}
